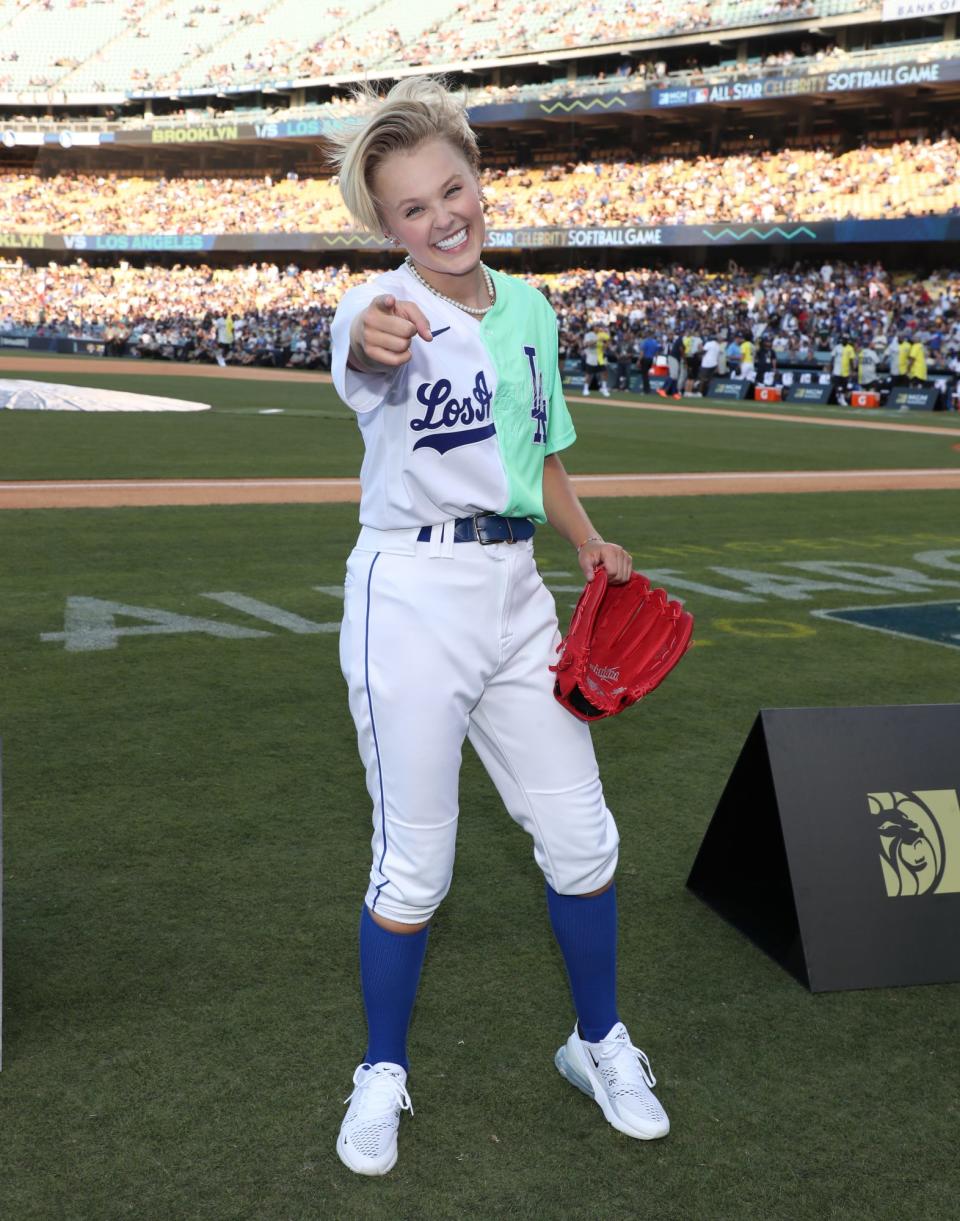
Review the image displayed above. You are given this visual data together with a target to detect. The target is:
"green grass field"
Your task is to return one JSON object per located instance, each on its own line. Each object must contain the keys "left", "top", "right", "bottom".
{"left": 2, "top": 357, "right": 960, "bottom": 480}
{"left": 2, "top": 363, "right": 960, "bottom": 1219}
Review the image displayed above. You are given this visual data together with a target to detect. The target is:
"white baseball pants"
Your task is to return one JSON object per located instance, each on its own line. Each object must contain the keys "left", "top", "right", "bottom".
{"left": 339, "top": 530, "right": 620, "bottom": 924}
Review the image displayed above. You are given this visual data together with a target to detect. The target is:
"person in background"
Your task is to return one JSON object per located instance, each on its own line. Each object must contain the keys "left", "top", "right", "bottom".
{"left": 637, "top": 332, "right": 660, "bottom": 394}
{"left": 794, "top": 333, "right": 814, "bottom": 364}
{"left": 829, "top": 334, "right": 856, "bottom": 405}
{"left": 596, "top": 321, "right": 612, "bottom": 394}
{"left": 716, "top": 335, "right": 729, "bottom": 375}
{"left": 725, "top": 335, "right": 742, "bottom": 375}
{"left": 657, "top": 331, "right": 685, "bottom": 400}
{"left": 739, "top": 333, "right": 755, "bottom": 383}
{"left": 581, "top": 323, "right": 610, "bottom": 397}
{"left": 699, "top": 333, "right": 721, "bottom": 396}
{"left": 607, "top": 334, "right": 630, "bottom": 392}
{"left": 884, "top": 332, "right": 901, "bottom": 383}
{"left": 908, "top": 335, "right": 928, "bottom": 387}
{"left": 683, "top": 330, "right": 702, "bottom": 397}
{"left": 754, "top": 334, "right": 776, "bottom": 386}
{"left": 897, "top": 333, "right": 912, "bottom": 386}
{"left": 215, "top": 311, "right": 234, "bottom": 365}
{"left": 615, "top": 337, "right": 632, "bottom": 392}
{"left": 857, "top": 336, "right": 879, "bottom": 393}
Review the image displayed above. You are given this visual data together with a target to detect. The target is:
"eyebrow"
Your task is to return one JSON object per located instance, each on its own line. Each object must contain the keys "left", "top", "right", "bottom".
{"left": 395, "top": 175, "right": 463, "bottom": 209}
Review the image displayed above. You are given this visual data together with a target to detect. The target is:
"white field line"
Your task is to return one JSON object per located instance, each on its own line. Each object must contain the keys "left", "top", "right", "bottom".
{"left": 0, "top": 477, "right": 361, "bottom": 490}
{"left": 572, "top": 468, "right": 960, "bottom": 483}
{"left": 571, "top": 392, "right": 960, "bottom": 438}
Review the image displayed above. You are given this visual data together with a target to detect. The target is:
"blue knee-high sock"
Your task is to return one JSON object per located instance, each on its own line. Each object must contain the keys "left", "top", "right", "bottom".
{"left": 359, "top": 904, "right": 429, "bottom": 1072}
{"left": 546, "top": 882, "right": 620, "bottom": 1044}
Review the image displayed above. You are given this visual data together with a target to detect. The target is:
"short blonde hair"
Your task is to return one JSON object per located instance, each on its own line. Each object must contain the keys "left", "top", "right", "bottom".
{"left": 326, "top": 76, "right": 480, "bottom": 236}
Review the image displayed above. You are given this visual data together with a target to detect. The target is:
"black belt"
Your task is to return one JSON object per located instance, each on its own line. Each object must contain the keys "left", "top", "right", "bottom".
{"left": 417, "top": 513, "right": 535, "bottom": 545}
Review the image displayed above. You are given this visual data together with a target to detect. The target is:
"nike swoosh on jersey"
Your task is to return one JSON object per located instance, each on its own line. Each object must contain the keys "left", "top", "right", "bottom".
{"left": 412, "top": 423, "right": 496, "bottom": 453}
{"left": 430, "top": 326, "right": 451, "bottom": 338}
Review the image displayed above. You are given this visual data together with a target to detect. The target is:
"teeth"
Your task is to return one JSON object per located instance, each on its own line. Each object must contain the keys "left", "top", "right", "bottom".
{"left": 435, "top": 228, "right": 467, "bottom": 250}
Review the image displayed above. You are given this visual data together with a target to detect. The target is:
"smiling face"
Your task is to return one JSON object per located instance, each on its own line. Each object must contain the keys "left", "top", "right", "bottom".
{"left": 372, "top": 137, "right": 487, "bottom": 305}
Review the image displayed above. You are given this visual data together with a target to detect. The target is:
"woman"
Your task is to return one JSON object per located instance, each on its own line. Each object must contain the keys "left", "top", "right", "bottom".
{"left": 327, "top": 77, "right": 669, "bottom": 1177}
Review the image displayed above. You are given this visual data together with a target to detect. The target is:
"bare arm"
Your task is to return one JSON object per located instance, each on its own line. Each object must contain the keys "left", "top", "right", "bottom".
{"left": 542, "top": 453, "right": 632, "bottom": 585}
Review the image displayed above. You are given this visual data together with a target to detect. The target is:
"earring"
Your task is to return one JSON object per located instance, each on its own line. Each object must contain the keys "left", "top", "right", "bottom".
{"left": 384, "top": 234, "right": 399, "bottom": 246}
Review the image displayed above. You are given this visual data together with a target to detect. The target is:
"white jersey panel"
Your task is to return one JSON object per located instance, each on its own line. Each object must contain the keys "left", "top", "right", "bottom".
{"left": 331, "top": 264, "right": 509, "bottom": 529}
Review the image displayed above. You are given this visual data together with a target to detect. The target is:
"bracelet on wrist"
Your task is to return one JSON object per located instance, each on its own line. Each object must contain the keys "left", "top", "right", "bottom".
{"left": 576, "top": 535, "right": 604, "bottom": 554}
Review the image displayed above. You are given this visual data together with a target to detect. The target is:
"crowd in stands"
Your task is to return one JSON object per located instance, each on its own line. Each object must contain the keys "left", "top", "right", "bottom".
{"left": 2, "top": 258, "right": 957, "bottom": 387}
{"left": 462, "top": 40, "right": 848, "bottom": 108}
{"left": 11, "top": 38, "right": 952, "bottom": 127}
{"left": 0, "top": 0, "right": 872, "bottom": 97}
{"left": 481, "top": 139, "right": 960, "bottom": 226}
{"left": 537, "top": 262, "right": 960, "bottom": 391}
{"left": 4, "top": 138, "right": 960, "bottom": 235}
{"left": 0, "top": 258, "right": 355, "bottom": 368}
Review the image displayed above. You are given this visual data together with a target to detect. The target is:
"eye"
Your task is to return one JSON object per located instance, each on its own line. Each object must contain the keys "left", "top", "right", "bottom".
{"left": 445, "top": 184, "right": 462, "bottom": 197}
{"left": 404, "top": 205, "right": 423, "bottom": 218}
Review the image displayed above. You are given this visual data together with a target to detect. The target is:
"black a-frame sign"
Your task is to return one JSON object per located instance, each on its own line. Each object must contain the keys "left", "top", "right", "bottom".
{"left": 687, "top": 706, "right": 960, "bottom": 992}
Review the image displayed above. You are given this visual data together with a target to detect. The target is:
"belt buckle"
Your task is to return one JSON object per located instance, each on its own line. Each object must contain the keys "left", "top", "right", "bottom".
{"left": 473, "top": 512, "right": 513, "bottom": 545}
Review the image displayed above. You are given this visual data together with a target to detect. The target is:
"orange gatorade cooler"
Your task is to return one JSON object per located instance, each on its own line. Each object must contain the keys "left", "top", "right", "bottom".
{"left": 755, "top": 386, "right": 781, "bottom": 402}
{"left": 851, "top": 391, "right": 880, "bottom": 408}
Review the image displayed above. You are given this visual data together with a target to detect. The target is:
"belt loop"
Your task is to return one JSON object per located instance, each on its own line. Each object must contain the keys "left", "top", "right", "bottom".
{"left": 428, "top": 521, "right": 455, "bottom": 558}
{"left": 441, "top": 519, "right": 456, "bottom": 558}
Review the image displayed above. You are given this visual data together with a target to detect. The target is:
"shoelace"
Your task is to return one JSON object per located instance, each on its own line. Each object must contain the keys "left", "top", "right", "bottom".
{"left": 344, "top": 1064, "right": 415, "bottom": 1117}
{"left": 596, "top": 1036, "right": 657, "bottom": 1089}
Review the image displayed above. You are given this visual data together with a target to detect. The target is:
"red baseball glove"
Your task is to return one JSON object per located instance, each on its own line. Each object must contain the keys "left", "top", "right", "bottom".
{"left": 550, "top": 569, "right": 694, "bottom": 722}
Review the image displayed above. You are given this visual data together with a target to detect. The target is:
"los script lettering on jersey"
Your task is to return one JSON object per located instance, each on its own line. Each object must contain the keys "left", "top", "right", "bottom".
{"left": 410, "top": 343, "right": 550, "bottom": 454}
{"left": 410, "top": 370, "right": 494, "bottom": 453}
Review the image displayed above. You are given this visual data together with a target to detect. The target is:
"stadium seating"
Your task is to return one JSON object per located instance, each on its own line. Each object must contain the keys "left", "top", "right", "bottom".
{"left": 0, "top": 0, "right": 875, "bottom": 96}
{"left": 0, "top": 0, "right": 129, "bottom": 91}
{"left": 5, "top": 140, "right": 960, "bottom": 233}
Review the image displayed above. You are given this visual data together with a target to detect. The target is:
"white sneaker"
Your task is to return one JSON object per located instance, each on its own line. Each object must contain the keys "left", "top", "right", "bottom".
{"left": 555, "top": 1022, "right": 670, "bottom": 1140}
{"left": 600, "top": 386, "right": 610, "bottom": 397}
{"left": 336, "top": 1061, "right": 412, "bottom": 1176}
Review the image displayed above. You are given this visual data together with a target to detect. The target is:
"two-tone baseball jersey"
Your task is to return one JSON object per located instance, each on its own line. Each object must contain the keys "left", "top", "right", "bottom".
{"left": 331, "top": 263, "right": 575, "bottom": 529}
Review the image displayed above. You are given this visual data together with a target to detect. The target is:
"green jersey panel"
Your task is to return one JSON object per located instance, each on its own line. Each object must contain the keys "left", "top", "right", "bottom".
{"left": 480, "top": 270, "right": 576, "bottom": 523}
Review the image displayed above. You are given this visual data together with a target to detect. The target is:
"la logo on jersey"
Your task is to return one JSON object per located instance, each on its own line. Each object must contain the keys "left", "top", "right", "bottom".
{"left": 524, "top": 345, "right": 547, "bottom": 445}
{"left": 410, "top": 370, "right": 495, "bottom": 453}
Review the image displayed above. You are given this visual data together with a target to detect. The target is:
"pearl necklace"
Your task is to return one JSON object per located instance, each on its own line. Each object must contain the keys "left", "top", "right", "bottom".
{"left": 404, "top": 256, "right": 496, "bottom": 317}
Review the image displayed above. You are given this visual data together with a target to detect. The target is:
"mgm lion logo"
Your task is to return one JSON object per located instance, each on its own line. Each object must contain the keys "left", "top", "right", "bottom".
{"left": 868, "top": 790, "right": 960, "bottom": 897}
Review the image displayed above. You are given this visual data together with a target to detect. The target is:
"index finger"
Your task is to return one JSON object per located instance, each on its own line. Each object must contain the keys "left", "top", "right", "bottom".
{"left": 394, "top": 299, "right": 434, "bottom": 343}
